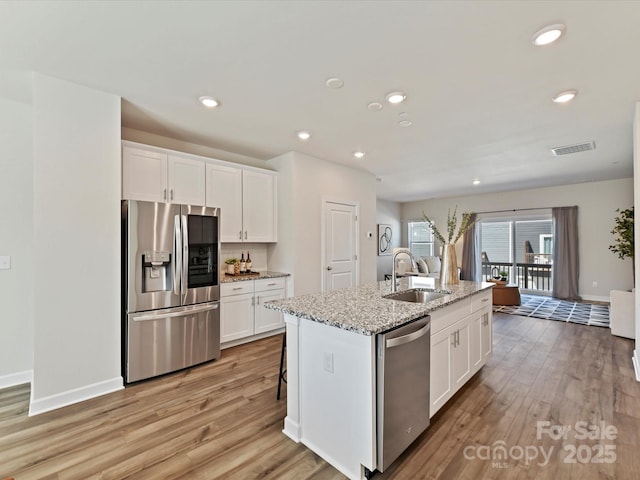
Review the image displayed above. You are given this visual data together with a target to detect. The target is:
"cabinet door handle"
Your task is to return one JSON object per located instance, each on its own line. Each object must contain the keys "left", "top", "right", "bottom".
{"left": 170, "top": 189, "right": 174, "bottom": 200}
{"left": 451, "top": 332, "right": 457, "bottom": 347}
{"left": 164, "top": 188, "right": 167, "bottom": 200}
{"left": 245, "top": 230, "right": 247, "bottom": 240}
{"left": 267, "top": 282, "right": 277, "bottom": 286}
{"left": 256, "top": 296, "right": 260, "bottom": 305}
{"left": 239, "top": 231, "right": 242, "bottom": 240}
{"left": 481, "top": 298, "right": 489, "bottom": 303}
{"left": 232, "top": 287, "right": 243, "bottom": 291}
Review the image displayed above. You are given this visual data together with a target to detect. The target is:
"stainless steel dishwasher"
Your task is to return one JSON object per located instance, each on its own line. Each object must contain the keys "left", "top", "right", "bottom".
{"left": 376, "top": 316, "right": 431, "bottom": 473}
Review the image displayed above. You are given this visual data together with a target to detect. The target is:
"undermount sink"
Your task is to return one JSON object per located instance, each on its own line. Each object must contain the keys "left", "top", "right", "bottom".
{"left": 384, "top": 288, "right": 451, "bottom": 303}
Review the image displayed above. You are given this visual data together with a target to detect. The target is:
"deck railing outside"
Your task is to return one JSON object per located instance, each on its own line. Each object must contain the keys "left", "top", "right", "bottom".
{"left": 482, "top": 261, "right": 552, "bottom": 293}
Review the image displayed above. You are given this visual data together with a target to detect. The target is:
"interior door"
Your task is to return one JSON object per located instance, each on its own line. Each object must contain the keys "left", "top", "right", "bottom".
{"left": 324, "top": 201, "right": 357, "bottom": 291}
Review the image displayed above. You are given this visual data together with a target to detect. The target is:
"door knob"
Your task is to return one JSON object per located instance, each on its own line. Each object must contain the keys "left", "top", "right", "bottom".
{"left": 327, "top": 266, "right": 333, "bottom": 270}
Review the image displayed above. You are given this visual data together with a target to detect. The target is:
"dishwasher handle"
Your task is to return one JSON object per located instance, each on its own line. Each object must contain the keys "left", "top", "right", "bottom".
{"left": 386, "top": 321, "right": 430, "bottom": 348}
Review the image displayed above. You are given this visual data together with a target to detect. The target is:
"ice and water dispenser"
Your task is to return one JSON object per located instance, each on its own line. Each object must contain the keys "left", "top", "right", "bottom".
{"left": 142, "top": 251, "right": 171, "bottom": 293}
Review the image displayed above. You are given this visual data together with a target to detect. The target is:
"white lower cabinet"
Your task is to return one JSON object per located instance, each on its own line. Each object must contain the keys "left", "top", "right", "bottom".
{"left": 220, "top": 277, "right": 286, "bottom": 345}
{"left": 430, "top": 290, "right": 492, "bottom": 417}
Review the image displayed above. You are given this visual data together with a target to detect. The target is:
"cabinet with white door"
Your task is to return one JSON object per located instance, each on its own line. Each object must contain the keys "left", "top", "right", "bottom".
{"left": 122, "top": 142, "right": 206, "bottom": 205}
{"left": 206, "top": 164, "right": 277, "bottom": 243}
{"left": 220, "top": 277, "right": 286, "bottom": 346}
{"left": 430, "top": 289, "right": 492, "bottom": 417}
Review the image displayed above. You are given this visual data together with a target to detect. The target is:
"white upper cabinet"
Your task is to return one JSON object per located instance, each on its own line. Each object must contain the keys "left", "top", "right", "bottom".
{"left": 122, "top": 146, "right": 168, "bottom": 202}
{"left": 167, "top": 155, "right": 205, "bottom": 206}
{"left": 242, "top": 170, "right": 277, "bottom": 242}
{"left": 205, "top": 163, "right": 243, "bottom": 242}
{"left": 122, "top": 143, "right": 205, "bottom": 206}
{"left": 123, "top": 141, "right": 277, "bottom": 242}
{"left": 206, "top": 164, "right": 277, "bottom": 243}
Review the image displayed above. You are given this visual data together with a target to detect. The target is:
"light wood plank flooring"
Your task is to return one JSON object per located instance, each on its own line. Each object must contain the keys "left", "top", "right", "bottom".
{"left": 2, "top": 313, "right": 640, "bottom": 479}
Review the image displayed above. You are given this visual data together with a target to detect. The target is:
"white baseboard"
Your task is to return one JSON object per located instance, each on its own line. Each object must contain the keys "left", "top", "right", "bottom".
{"left": 0, "top": 370, "right": 33, "bottom": 389}
{"left": 283, "top": 416, "right": 302, "bottom": 442}
{"left": 28, "top": 376, "right": 124, "bottom": 416}
{"left": 633, "top": 350, "right": 640, "bottom": 382}
{"left": 581, "top": 294, "right": 611, "bottom": 303}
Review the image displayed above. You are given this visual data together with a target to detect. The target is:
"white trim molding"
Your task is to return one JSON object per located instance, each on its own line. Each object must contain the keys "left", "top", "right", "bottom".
{"left": 0, "top": 370, "right": 33, "bottom": 389}
{"left": 633, "top": 350, "right": 640, "bottom": 382}
{"left": 28, "top": 376, "right": 124, "bottom": 416}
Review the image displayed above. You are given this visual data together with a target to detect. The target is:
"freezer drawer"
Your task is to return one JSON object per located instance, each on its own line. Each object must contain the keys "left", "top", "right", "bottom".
{"left": 126, "top": 302, "right": 220, "bottom": 383}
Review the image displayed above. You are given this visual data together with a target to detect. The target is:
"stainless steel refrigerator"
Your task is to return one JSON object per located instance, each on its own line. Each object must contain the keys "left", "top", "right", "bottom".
{"left": 122, "top": 200, "right": 221, "bottom": 383}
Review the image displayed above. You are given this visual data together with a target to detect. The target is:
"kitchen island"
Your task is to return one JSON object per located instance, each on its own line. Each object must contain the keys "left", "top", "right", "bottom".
{"left": 265, "top": 277, "right": 493, "bottom": 480}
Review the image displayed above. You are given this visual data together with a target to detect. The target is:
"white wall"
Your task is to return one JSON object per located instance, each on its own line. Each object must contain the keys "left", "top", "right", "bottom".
{"left": 376, "top": 199, "right": 402, "bottom": 281}
{"left": 30, "top": 74, "right": 122, "bottom": 414}
{"left": 268, "top": 152, "right": 377, "bottom": 295}
{"left": 633, "top": 102, "right": 640, "bottom": 379}
{"left": 403, "top": 178, "right": 634, "bottom": 302}
{"left": 0, "top": 96, "right": 34, "bottom": 387}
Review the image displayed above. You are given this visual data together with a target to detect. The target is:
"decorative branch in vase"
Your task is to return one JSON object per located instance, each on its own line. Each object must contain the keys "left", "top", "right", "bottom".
{"left": 422, "top": 206, "right": 477, "bottom": 285}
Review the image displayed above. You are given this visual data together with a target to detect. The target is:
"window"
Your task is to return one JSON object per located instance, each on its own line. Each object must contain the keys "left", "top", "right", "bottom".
{"left": 540, "top": 234, "right": 553, "bottom": 254}
{"left": 408, "top": 221, "right": 434, "bottom": 257}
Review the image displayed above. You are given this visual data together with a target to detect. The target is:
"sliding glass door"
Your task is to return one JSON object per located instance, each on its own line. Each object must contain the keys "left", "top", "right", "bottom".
{"left": 480, "top": 215, "right": 553, "bottom": 294}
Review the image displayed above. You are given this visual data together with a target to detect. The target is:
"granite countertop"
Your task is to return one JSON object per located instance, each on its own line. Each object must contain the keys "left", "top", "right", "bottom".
{"left": 264, "top": 277, "right": 494, "bottom": 335}
{"left": 221, "top": 271, "right": 290, "bottom": 283}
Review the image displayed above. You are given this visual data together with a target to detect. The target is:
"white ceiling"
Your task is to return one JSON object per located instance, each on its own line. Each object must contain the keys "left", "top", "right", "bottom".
{"left": 1, "top": 1, "right": 638, "bottom": 202}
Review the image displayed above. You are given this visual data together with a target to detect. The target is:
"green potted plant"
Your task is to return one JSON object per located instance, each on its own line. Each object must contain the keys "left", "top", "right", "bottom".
{"left": 225, "top": 257, "right": 239, "bottom": 275}
{"left": 499, "top": 270, "right": 508, "bottom": 282}
{"left": 609, "top": 207, "right": 635, "bottom": 338}
{"left": 609, "top": 207, "right": 634, "bottom": 283}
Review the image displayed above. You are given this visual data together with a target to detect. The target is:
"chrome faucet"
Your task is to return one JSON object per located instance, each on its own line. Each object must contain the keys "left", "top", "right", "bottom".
{"left": 391, "top": 249, "right": 415, "bottom": 293}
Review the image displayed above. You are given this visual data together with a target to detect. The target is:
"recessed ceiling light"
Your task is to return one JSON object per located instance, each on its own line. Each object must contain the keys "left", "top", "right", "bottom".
{"left": 297, "top": 131, "right": 311, "bottom": 140}
{"left": 199, "top": 96, "right": 220, "bottom": 108}
{"left": 532, "top": 23, "right": 566, "bottom": 46}
{"left": 399, "top": 120, "right": 413, "bottom": 128}
{"left": 386, "top": 92, "right": 406, "bottom": 104}
{"left": 552, "top": 89, "right": 578, "bottom": 103}
{"left": 326, "top": 77, "right": 344, "bottom": 89}
{"left": 473, "top": 179, "right": 481, "bottom": 185}
{"left": 367, "top": 102, "right": 383, "bottom": 111}
{"left": 353, "top": 151, "right": 365, "bottom": 159}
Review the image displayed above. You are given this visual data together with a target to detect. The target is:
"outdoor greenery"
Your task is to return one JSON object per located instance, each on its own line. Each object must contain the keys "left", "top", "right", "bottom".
{"left": 422, "top": 206, "right": 477, "bottom": 244}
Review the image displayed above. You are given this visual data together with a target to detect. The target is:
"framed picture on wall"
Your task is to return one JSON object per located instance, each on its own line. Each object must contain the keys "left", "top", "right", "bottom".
{"left": 378, "top": 224, "right": 393, "bottom": 256}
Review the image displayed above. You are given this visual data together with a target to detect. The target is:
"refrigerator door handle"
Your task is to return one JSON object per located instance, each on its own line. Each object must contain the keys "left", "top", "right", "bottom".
{"left": 132, "top": 302, "right": 219, "bottom": 322}
{"left": 173, "top": 214, "right": 182, "bottom": 296}
{"left": 181, "top": 214, "right": 189, "bottom": 297}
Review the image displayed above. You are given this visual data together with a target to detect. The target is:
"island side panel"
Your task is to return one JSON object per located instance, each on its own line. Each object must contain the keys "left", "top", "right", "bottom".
{"left": 283, "top": 314, "right": 302, "bottom": 441}
{"left": 298, "top": 317, "right": 376, "bottom": 479}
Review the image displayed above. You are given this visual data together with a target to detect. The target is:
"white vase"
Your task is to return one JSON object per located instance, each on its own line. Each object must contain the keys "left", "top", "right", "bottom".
{"left": 226, "top": 264, "right": 235, "bottom": 274}
{"left": 440, "top": 244, "right": 459, "bottom": 285}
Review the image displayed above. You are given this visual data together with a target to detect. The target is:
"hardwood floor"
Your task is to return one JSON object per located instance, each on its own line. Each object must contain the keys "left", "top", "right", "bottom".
{"left": 1, "top": 314, "right": 639, "bottom": 480}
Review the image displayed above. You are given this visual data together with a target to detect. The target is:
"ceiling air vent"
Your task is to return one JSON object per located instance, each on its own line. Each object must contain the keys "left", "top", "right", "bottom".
{"left": 551, "top": 141, "right": 596, "bottom": 156}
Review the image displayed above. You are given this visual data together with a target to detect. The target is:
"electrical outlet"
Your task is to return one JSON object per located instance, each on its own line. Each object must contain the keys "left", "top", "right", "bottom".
{"left": 592, "top": 281, "right": 598, "bottom": 288}
{"left": 0, "top": 256, "right": 10, "bottom": 270}
{"left": 323, "top": 352, "right": 334, "bottom": 373}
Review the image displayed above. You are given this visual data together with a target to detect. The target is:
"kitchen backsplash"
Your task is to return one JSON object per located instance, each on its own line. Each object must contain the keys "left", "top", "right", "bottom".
{"left": 221, "top": 243, "right": 268, "bottom": 272}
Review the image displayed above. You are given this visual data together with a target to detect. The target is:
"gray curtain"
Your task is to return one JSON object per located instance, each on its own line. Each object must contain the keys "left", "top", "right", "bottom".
{"left": 461, "top": 213, "right": 480, "bottom": 281}
{"left": 552, "top": 206, "right": 581, "bottom": 300}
